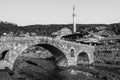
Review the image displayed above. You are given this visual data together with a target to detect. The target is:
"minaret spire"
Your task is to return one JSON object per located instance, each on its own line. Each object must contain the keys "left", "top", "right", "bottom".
{"left": 72, "top": 5, "right": 76, "bottom": 33}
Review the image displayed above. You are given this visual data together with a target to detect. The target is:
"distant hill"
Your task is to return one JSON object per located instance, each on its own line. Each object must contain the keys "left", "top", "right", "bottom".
{"left": 0, "top": 21, "right": 120, "bottom": 36}
{"left": 0, "top": 21, "right": 19, "bottom": 36}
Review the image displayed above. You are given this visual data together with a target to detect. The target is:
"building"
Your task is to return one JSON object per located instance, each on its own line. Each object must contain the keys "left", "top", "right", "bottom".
{"left": 94, "top": 35, "right": 120, "bottom": 65}
{"left": 52, "top": 28, "right": 72, "bottom": 39}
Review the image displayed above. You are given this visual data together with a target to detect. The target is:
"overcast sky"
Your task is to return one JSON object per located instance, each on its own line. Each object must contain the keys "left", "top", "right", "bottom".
{"left": 0, "top": 0, "right": 120, "bottom": 26}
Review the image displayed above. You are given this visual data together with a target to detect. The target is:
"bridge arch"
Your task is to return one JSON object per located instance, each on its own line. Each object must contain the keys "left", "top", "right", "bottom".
{"left": 35, "top": 44, "right": 67, "bottom": 58}
{"left": 77, "top": 51, "right": 90, "bottom": 65}
{"left": 12, "top": 43, "right": 68, "bottom": 70}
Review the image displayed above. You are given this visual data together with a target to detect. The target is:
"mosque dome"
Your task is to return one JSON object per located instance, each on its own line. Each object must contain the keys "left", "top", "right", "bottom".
{"left": 59, "top": 28, "right": 72, "bottom": 36}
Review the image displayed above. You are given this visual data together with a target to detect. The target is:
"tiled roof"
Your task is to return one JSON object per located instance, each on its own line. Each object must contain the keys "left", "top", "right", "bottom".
{"left": 102, "top": 35, "right": 120, "bottom": 40}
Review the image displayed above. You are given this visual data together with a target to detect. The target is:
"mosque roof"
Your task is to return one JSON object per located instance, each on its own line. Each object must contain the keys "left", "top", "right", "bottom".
{"left": 60, "top": 28, "right": 72, "bottom": 34}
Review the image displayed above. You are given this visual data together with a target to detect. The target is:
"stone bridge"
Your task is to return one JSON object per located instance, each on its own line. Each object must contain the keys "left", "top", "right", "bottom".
{"left": 0, "top": 36, "right": 95, "bottom": 70}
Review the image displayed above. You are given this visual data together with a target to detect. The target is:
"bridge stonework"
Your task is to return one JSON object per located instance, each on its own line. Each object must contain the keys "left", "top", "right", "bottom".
{"left": 0, "top": 37, "right": 95, "bottom": 70}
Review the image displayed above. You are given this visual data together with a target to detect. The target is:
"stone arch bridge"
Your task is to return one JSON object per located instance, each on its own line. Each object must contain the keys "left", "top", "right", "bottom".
{"left": 0, "top": 36, "right": 95, "bottom": 70}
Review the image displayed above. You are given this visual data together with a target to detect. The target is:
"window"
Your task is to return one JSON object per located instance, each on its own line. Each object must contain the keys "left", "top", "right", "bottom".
{"left": 70, "top": 49, "right": 75, "bottom": 57}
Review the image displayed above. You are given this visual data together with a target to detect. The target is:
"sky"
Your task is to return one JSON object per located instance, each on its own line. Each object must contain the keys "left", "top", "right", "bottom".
{"left": 0, "top": 0, "right": 120, "bottom": 26}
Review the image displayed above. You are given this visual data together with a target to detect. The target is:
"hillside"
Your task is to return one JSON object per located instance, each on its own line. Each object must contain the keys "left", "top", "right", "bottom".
{"left": 0, "top": 21, "right": 120, "bottom": 36}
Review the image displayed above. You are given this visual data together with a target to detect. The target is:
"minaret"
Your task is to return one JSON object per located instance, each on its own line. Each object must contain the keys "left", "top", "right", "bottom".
{"left": 72, "top": 5, "right": 76, "bottom": 33}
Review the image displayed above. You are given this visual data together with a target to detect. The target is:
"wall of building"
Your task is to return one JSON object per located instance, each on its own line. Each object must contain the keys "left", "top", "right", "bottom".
{"left": 94, "top": 44, "right": 120, "bottom": 64}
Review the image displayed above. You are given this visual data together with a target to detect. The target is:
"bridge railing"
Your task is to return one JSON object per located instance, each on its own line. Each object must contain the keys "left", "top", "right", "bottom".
{"left": 0, "top": 36, "right": 54, "bottom": 42}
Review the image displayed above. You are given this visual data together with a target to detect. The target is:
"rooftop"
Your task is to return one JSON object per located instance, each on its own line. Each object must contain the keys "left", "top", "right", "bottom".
{"left": 101, "top": 35, "right": 120, "bottom": 40}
